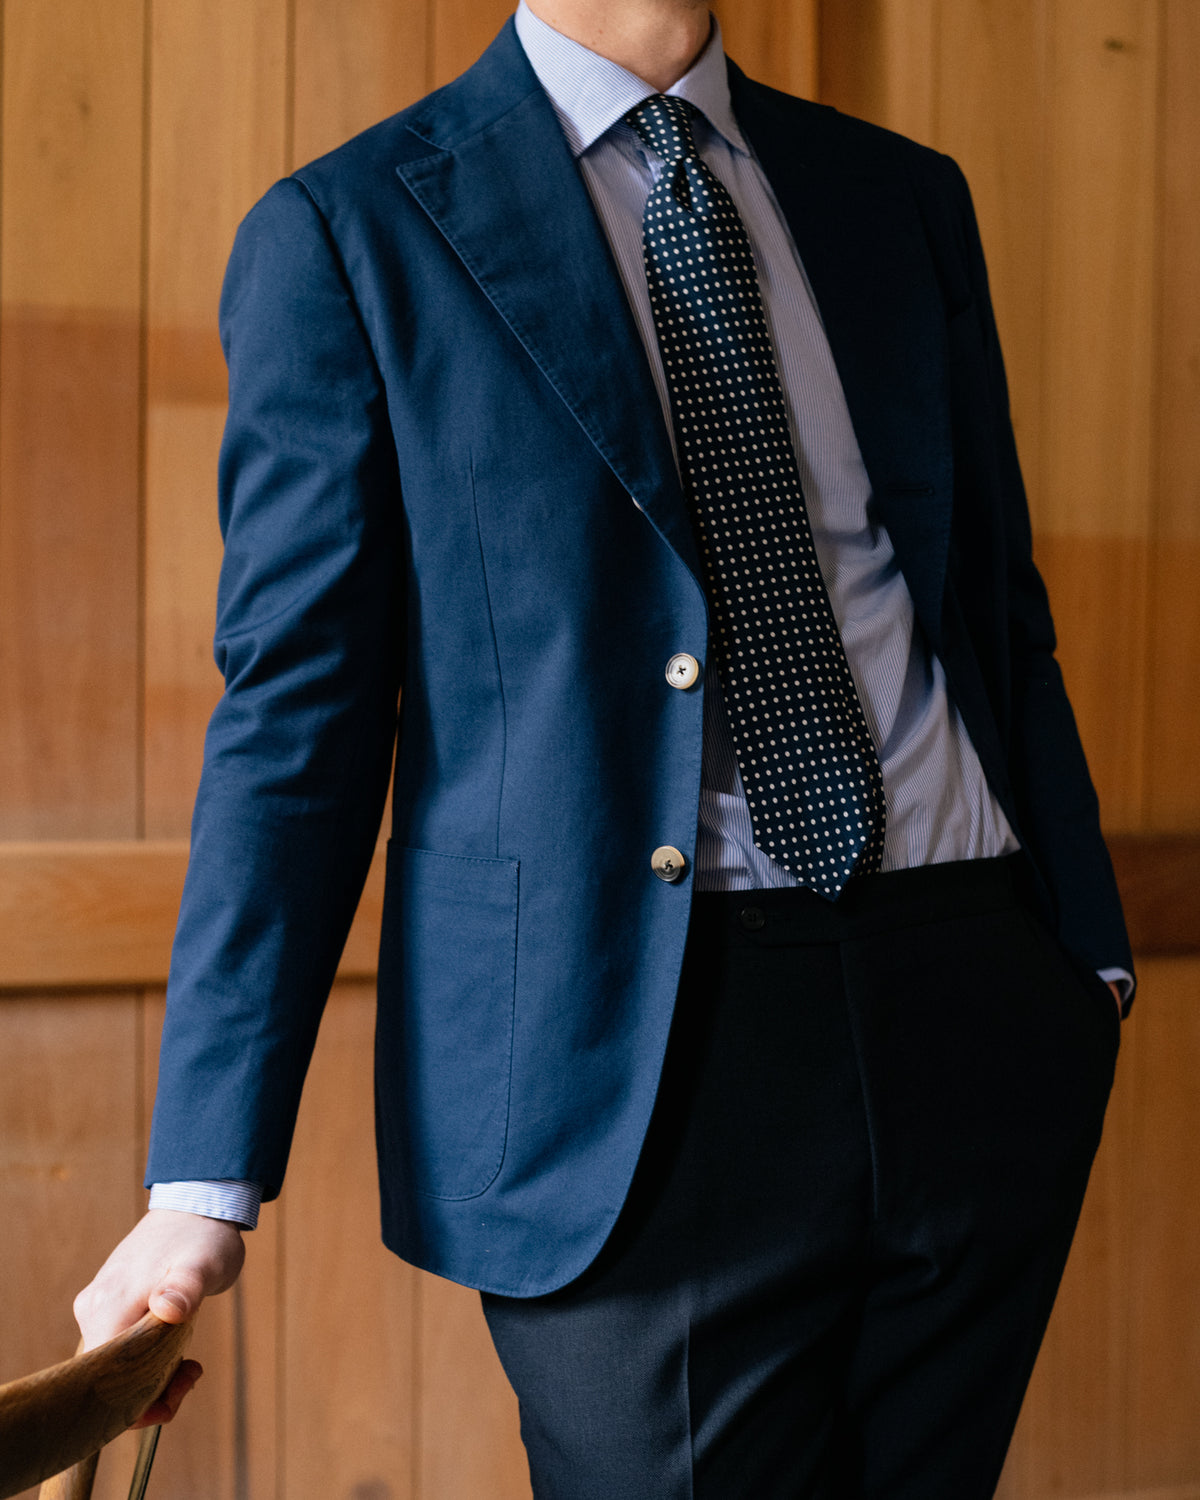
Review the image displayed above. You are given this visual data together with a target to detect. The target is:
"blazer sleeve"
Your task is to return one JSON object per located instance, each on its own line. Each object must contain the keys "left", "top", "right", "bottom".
{"left": 942, "top": 158, "right": 1134, "bottom": 994}
{"left": 146, "top": 177, "right": 405, "bottom": 1197}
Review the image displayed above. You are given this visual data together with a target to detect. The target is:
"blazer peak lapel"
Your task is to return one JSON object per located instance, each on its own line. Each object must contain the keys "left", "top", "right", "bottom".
{"left": 395, "top": 26, "right": 702, "bottom": 585}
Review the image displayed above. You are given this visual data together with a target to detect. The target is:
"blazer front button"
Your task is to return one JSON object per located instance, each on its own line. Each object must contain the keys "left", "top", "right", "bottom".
{"left": 665, "top": 653, "right": 700, "bottom": 690}
{"left": 651, "top": 846, "right": 687, "bottom": 883}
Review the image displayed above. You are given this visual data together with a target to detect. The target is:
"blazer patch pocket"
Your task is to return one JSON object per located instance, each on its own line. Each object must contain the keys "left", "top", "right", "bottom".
{"left": 375, "top": 844, "right": 519, "bottom": 1200}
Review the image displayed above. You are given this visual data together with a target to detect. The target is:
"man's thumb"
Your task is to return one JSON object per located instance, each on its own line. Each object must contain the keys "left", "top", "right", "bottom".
{"left": 148, "top": 1286, "right": 194, "bottom": 1323}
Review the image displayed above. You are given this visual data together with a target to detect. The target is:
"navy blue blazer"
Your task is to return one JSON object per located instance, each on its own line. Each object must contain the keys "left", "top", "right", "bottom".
{"left": 147, "top": 22, "right": 1132, "bottom": 1297}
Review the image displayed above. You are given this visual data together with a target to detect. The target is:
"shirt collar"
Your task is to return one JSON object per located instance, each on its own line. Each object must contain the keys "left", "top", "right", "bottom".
{"left": 513, "top": 1, "right": 748, "bottom": 158}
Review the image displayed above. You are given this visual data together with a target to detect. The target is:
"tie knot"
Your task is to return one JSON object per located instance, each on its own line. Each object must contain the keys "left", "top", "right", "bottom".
{"left": 626, "top": 94, "right": 698, "bottom": 165}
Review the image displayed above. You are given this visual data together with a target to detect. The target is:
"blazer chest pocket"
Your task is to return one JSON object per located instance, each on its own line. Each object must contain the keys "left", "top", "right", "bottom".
{"left": 375, "top": 844, "right": 519, "bottom": 1200}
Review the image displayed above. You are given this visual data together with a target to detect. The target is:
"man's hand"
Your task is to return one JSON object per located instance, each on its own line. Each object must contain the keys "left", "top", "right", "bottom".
{"left": 74, "top": 1209, "right": 246, "bottom": 1427}
{"left": 1108, "top": 979, "right": 1123, "bottom": 1015}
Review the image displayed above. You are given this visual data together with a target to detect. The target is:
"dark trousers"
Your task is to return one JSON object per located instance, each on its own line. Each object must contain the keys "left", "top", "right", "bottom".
{"left": 482, "top": 857, "right": 1120, "bottom": 1498}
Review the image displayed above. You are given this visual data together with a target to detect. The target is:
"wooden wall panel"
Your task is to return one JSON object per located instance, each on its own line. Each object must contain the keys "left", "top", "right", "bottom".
{"left": 431, "top": 0, "right": 513, "bottom": 89}
{"left": 416, "top": 1277, "right": 529, "bottom": 1499}
{"left": 2, "top": 3, "right": 1199, "bottom": 1498}
{"left": 0, "top": 1, "right": 144, "bottom": 311}
{"left": 293, "top": 0, "right": 430, "bottom": 167}
{"left": 121, "top": 992, "right": 281, "bottom": 1500}
{"left": 711, "top": 0, "right": 817, "bottom": 99}
{"left": 933, "top": 0, "right": 1047, "bottom": 493}
{"left": 998, "top": 957, "right": 1200, "bottom": 1497}
{"left": 1032, "top": 1, "right": 1159, "bottom": 828}
{"left": 996, "top": 1001, "right": 1139, "bottom": 1497}
{"left": 0, "top": 0, "right": 144, "bottom": 840}
{"left": 143, "top": 0, "right": 289, "bottom": 839}
{"left": 818, "top": 0, "right": 936, "bottom": 144}
{"left": 282, "top": 983, "right": 418, "bottom": 1500}
{"left": 1145, "top": 0, "right": 1200, "bottom": 831}
{"left": 0, "top": 994, "right": 141, "bottom": 1500}
{"left": 1124, "top": 959, "right": 1200, "bottom": 1487}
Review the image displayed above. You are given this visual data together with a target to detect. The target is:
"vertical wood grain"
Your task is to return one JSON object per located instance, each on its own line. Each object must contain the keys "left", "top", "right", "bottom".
{"left": 1125, "top": 959, "right": 1200, "bottom": 1487}
{"left": 818, "top": 0, "right": 937, "bottom": 144}
{"left": 431, "top": 0, "right": 513, "bottom": 90}
{"left": 712, "top": 0, "right": 817, "bottom": 99}
{"left": 0, "top": 1, "right": 144, "bottom": 311}
{"left": 997, "top": 958, "right": 1200, "bottom": 1497}
{"left": 133, "top": 993, "right": 281, "bottom": 1500}
{"left": 416, "top": 1274, "right": 530, "bottom": 1500}
{"left": 1039, "top": 0, "right": 1160, "bottom": 541}
{"left": 932, "top": 0, "right": 1048, "bottom": 494}
{"left": 0, "top": 994, "right": 141, "bottom": 1500}
{"left": 0, "top": 0, "right": 144, "bottom": 839}
{"left": 142, "top": 403, "right": 227, "bottom": 838}
{"left": 293, "top": 0, "right": 430, "bottom": 167}
{"left": 143, "top": 0, "right": 289, "bottom": 839}
{"left": 281, "top": 983, "right": 418, "bottom": 1500}
{"left": 996, "top": 997, "right": 1138, "bottom": 1497}
{"left": 1033, "top": 1, "right": 1159, "bottom": 829}
{"left": 1144, "top": 0, "right": 1200, "bottom": 831}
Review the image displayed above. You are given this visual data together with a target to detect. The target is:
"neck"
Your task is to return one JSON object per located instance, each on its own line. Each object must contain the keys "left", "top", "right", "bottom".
{"left": 523, "top": 0, "right": 712, "bottom": 92}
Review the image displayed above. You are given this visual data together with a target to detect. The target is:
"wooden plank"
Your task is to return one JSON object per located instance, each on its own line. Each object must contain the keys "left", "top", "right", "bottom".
{"left": 431, "top": 0, "right": 513, "bottom": 91}
{"left": 817, "top": 0, "right": 937, "bottom": 144}
{"left": 1144, "top": 0, "right": 1200, "bottom": 830}
{"left": 0, "top": 310, "right": 142, "bottom": 840}
{"left": 0, "top": 0, "right": 144, "bottom": 313}
{"left": 143, "top": 406, "right": 227, "bottom": 840}
{"left": 997, "top": 956, "right": 1200, "bottom": 1496}
{"left": 0, "top": 994, "right": 141, "bottom": 1500}
{"left": 1033, "top": 533, "right": 1151, "bottom": 834}
{"left": 132, "top": 990, "right": 280, "bottom": 1500}
{"left": 1039, "top": 0, "right": 1160, "bottom": 547}
{"left": 712, "top": 0, "right": 817, "bottom": 99}
{"left": 416, "top": 1274, "right": 529, "bottom": 1500}
{"left": 0, "top": 841, "right": 386, "bottom": 990}
{"left": 996, "top": 954, "right": 1138, "bottom": 1496}
{"left": 143, "top": 0, "right": 289, "bottom": 840}
{"left": 146, "top": 0, "right": 288, "bottom": 338}
{"left": 1033, "top": 2, "right": 1160, "bottom": 830}
{"left": 0, "top": 0, "right": 145, "bottom": 841}
{"left": 280, "top": 981, "right": 417, "bottom": 1499}
{"left": 293, "top": 0, "right": 430, "bottom": 167}
{"left": 932, "top": 0, "right": 1047, "bottom": 498}
{"left": 1125, "top": 957, "right": 1200, "bottom": 1488}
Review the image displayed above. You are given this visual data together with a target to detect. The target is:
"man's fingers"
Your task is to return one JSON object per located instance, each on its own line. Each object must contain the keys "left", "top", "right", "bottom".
{"left": 130, "top": 1360, "right": 204, "bottom": 1429}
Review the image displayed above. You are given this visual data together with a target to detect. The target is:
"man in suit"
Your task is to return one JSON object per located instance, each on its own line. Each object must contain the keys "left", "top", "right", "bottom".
{"left": 76, "top": 1, "right": 1132, "bottom": 1493}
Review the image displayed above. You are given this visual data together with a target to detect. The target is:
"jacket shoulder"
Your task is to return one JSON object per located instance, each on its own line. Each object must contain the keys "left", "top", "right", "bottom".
{"left": 288, "top": 97, "right": 438, "bottom": 200}
{"left": 728, "top": 63, "right": 966, "bottom": 200}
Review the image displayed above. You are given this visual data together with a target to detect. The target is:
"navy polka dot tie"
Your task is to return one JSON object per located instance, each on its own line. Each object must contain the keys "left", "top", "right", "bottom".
{"left": 628, "top": 94, "right": 886, "bottom": 898}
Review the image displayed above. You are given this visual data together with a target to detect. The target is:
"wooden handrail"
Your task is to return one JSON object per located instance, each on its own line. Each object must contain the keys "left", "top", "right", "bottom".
{"left": 0, "top": 1314, "right": 193, "bottom": 1499}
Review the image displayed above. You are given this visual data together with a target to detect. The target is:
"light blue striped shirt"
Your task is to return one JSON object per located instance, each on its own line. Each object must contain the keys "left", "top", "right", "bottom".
{"left": 152, "top": 7, "right": 1027, "bottom": 1231}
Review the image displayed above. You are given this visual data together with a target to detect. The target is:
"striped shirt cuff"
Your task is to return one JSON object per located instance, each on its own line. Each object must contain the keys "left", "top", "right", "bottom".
{"left": 149, "top": 1180, "right": 262, "bottom": 1230}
